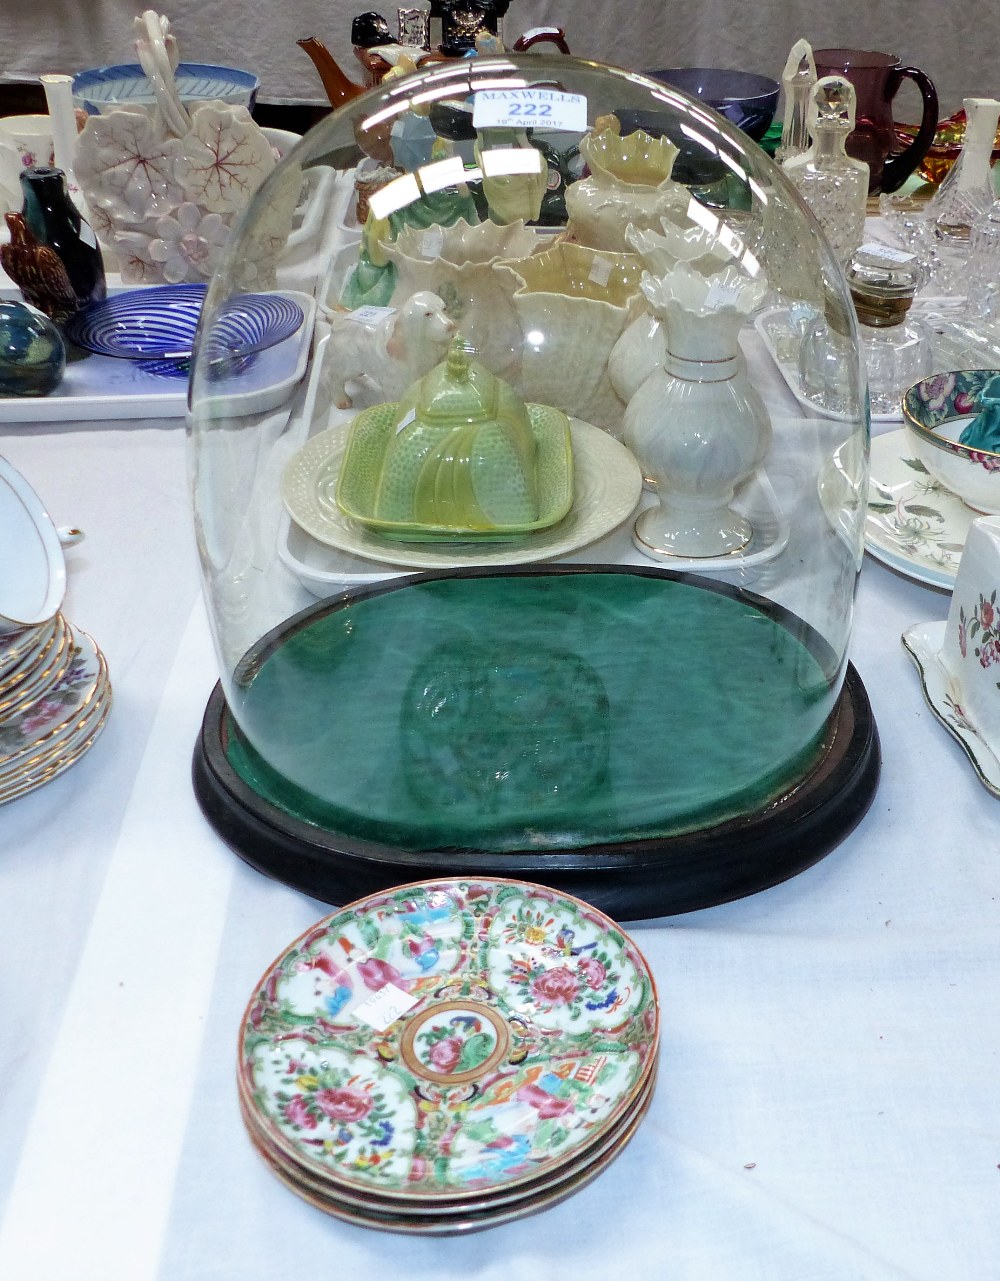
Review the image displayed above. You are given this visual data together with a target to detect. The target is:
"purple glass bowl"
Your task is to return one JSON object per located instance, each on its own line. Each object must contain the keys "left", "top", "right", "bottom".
{"left": 645, "top": 68, "right": 780, "bottom": 141}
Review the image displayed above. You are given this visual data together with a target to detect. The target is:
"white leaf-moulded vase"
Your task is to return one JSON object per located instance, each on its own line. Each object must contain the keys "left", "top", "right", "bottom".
{"left": 496, "top": 239, "right": 645, "bottom": 436}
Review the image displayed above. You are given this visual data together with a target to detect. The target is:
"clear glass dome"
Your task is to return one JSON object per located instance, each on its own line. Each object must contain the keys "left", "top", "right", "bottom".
{"left": 189, "top": 54, "right": 873, "bottom": 914}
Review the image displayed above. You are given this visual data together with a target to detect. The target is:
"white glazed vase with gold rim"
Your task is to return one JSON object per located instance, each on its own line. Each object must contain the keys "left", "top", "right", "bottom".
{"left": 624, "top": 264, "right": 771, "bottom": 559}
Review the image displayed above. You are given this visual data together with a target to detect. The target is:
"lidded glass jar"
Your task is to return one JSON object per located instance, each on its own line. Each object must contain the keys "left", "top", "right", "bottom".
{"left": 187, "top": 53, "right": 875, "bottom": 917}
{"left": 846, "top": 243, "right": 935, "bottom": 416}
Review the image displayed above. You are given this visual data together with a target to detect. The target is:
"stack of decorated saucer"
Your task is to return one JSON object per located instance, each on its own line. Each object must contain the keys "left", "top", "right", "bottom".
{"left": 0, "top": 613, "right": 112, "bottom": 805}
{"left": 238, "top": 877, "right": 659, "bottom": 1234}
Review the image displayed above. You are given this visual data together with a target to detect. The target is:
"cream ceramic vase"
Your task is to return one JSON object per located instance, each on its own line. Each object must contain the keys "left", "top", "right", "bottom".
{"left": 564, "top": 125, "right": 685, "bottom": 254}
{"left": 495, "top": 240, "right": 644, "bottom": 435}
{"left": 382, "top": 217, "right": 539, "bottom": 380}
{"left": 624, "top": 266, "right": 771, "bottom": 559}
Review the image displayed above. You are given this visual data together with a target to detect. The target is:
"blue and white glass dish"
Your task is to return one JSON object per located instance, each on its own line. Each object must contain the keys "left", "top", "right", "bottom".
{"left": 64, "top": 285, "right": 304, "bottom": 375}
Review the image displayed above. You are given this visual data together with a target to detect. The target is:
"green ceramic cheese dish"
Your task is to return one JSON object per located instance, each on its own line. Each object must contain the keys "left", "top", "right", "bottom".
{"left": 334, "top": 341, "right": 574, "bottom": 541}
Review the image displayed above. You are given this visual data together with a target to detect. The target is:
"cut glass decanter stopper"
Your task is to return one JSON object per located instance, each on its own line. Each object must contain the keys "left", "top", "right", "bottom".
{"left": 776, "top": 38, "right": 816, "bottom": 164}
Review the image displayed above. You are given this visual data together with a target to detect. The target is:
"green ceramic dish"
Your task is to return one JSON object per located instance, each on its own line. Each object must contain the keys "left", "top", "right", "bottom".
{"left": 335, "top": 399, "right": 574, "bottom": 542}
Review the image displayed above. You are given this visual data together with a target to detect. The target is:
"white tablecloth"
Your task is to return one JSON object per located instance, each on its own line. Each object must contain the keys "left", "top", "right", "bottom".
{"left": 1, "top": 1, "right": 996, "bottom": 115}
{"left": 0, "top": 386, "right": 997, "bottom": 1279}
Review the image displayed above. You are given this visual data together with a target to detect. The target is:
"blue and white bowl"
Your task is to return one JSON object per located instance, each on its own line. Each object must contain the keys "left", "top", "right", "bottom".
{"left": 72, "top": 61, "right": 260, "bottom": 115}
{"left": 64, "top": 285, "right": 303, "bottom": 369}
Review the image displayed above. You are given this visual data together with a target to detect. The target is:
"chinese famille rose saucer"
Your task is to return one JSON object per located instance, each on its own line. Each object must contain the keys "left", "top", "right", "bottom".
{"left": 238, "top": 878, "right": 659, "bottom": 1229}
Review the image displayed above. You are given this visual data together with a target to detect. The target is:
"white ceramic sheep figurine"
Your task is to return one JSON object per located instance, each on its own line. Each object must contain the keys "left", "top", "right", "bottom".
{"left": 324, "top": 291, "right": 456, "bottom": 410}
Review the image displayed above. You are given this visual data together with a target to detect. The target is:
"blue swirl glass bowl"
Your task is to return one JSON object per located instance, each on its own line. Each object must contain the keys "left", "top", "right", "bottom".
{"left": 64, "top": 285, "right": 304, "bottom": 372}
{"left": 72, "top": 61, "right": 260, "bottom": 115}
{"left": 645, "top": 68, "right": 780, "bottom": 141}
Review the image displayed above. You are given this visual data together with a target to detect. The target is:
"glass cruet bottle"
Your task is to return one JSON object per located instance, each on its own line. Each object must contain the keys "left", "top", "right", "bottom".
{"left": 783, "top": 75, "right": 869, "bottom": 266}
{"left": 928, "top": 97, "right": 1000, "bottom": 242}
{"left": 775, "top": 38, "right": 816, "bottom": 165}
{"left": 845, "top": 243, "right": 935, "bottom": 416}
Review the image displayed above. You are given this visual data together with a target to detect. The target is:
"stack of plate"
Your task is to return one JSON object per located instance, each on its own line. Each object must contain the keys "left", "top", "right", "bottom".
{"left": 238, "top": 877, "right": 660, "bottom": 1234}
{"left": 0, "top": 614, "right": 111, "bottom": 804}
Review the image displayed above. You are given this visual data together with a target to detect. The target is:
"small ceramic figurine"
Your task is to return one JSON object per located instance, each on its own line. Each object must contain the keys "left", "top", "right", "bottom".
{"left": 1, "top": 212, "right": 79, "bottom": 325}
{"left": 783, "top": 76, "right": 868, "bottom": 266}
{"left": 322, "top": 290, "right": 455, "bottom": 409}
{"left": 473, "top": 127, "right": 546, "bottom": 224}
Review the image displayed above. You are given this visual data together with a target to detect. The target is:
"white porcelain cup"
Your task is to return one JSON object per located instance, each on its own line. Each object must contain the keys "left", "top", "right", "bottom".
{"left": 0, "top": 456, "right": 66, "bottom": 634}
{"left": 0, "top": 114, "right": 56, "bottom": 169}
{"left": 0, "top": 115, "right": 55, "bottom": 216}
{"left": 942, "top": 514, "right": 1000, "bottom": 741}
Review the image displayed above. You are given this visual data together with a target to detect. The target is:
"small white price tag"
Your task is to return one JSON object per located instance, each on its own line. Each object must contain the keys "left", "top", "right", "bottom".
{"left": 352, "top": 982, "right": 419, "bottom": 1031}
{"left": 394, "top": 407, "right": 417, "bottom": 435}
{"left": 588, "top": 256, "right": 612, "bottom": 287}
{"left": 346, "top": 305, "right": 396, "bottom": 325}
{"left": 421, "top": 227, "right": 444, "bottom": 258}
{"left": 858, "top": 241, "right": 916, "bottom": 264}
{"left": 472, "top": 88, "right": 588, "bottom": 133}
{"left": 704, "top": 279, "right": 745, "bottom": 310}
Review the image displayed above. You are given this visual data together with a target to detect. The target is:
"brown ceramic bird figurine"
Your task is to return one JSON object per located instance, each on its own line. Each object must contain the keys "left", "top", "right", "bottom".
{"left": 1, "top": 212, "right": 79, "bottom": 326}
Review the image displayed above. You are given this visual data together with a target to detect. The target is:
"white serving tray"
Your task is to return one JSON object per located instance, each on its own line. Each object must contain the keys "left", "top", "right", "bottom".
{"left": 0, "top": 289, "right": 316, "bottom": 424}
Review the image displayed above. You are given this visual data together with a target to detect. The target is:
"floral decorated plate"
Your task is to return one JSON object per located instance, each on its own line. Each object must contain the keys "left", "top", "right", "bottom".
{"left": 240, "top": 1067, "right": 656, "bottom": 1234}
{"left": 0, "top": 615, "right": 60, "bottom": 685}
{"left": 902, "top": 620, "right": 1000, "bottom": 797}
{"left": 0, "top": 628, "right": 110, "bottom": 789}
{"left": 0, "top": 613, "right": 67, "bottom": 700}
{"left": 862, "top": 430, "right": 976, "bottom": 589}
{"left": 238, "top": 878, "right": 659, "bottom": 1205}
{"left": 0, "top": 689, "right": 111, "bottom": 806}
{"left": 0, "top": 613, "right": 73, "bottom": 721}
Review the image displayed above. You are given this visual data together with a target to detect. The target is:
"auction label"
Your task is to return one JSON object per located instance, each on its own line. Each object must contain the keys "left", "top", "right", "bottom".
{"left": 472, "top": 88, "right": 587, "bottom": 132}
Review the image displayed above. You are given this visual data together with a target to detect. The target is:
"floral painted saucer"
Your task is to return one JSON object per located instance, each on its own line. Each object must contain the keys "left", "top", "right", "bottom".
{"left": 0, "top": 627, "right": 112, "bottom": 802}
{"left": 902, "top": 621, "right": 1000, "bottom": 796}
{"left": 863, "top": 429, "right": 976, "bottom": 589}
{"left": 240, "top": 1064, "right": 657, "bottom": 1234}
{"left": 238, "top": 878, "right": 659, "bottom": 1214}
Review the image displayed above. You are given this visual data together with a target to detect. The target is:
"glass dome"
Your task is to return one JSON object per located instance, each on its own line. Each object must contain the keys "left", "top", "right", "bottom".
{"left": 188, "top": 54, "right": 876, "bottom": 917}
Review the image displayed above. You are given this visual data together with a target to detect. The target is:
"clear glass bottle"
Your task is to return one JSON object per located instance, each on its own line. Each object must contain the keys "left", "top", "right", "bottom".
{"left": 928, "top": 97, "right": 1000, "bottom": 242}
{"left": 783, "top": 76, "right": 869, "bottom": 266}
{"left": 775, "top": 39, "right": 816, "bottom": 165}
{"left": 846, "top": 244, "right": 935, "bottom": 416}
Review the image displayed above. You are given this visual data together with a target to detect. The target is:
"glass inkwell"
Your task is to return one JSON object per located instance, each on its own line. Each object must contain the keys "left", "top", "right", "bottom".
{"left": 187, "top": 54, "right": 879, "bottom": 918}
{"left": 846, "top": 243, "right": 935, "bottom": 416}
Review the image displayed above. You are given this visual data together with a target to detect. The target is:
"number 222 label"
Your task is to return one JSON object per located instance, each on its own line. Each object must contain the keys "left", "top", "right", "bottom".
{"left": 472, "top": 89, "right": 587, "bottom": 133}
